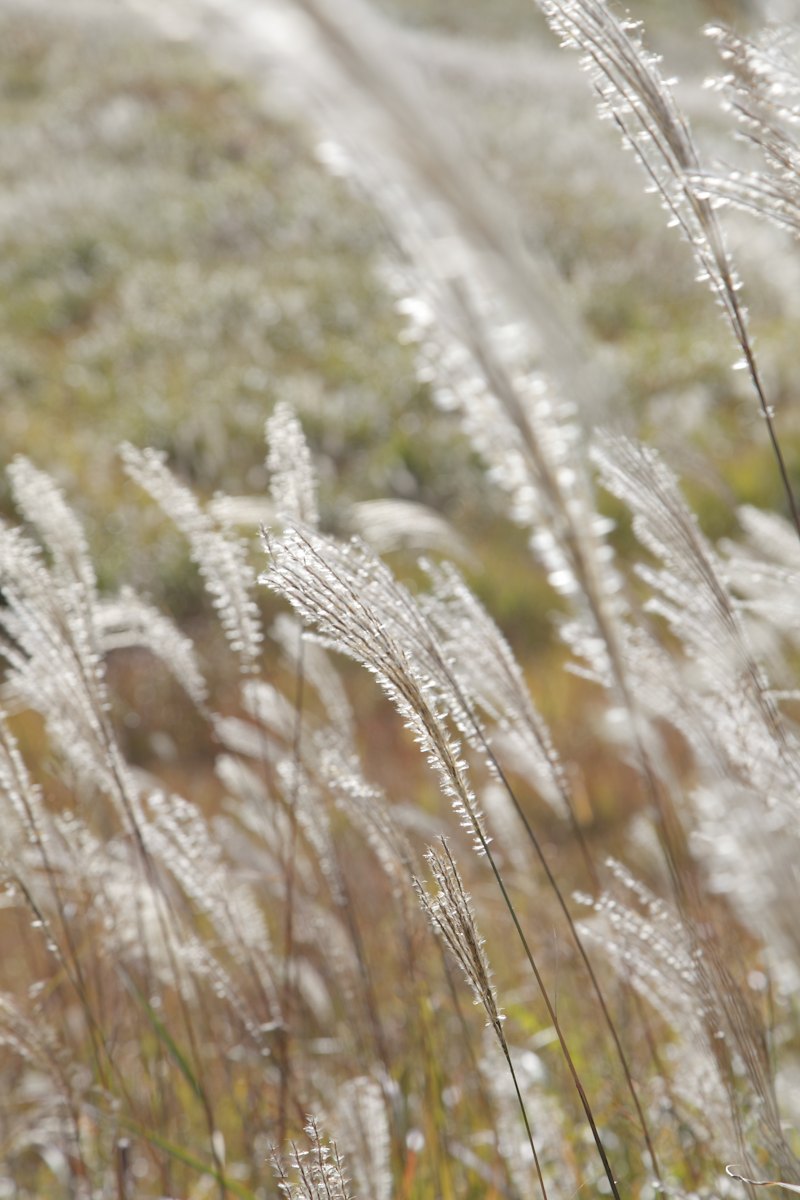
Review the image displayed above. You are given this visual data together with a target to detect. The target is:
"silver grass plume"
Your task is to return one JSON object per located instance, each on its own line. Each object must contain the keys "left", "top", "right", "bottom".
{"left": 275, "top": 756, "right": 345, "bottom": 907}
{"left": 418, "top": 557, "right": 664, "bottom": 1181}
{"left": 240, "top": 678, "right": 299, "bottom": 743}
{"left": 262, "top": 404, "right": 562, "bottom": 1163}
{"left": 122, "top": 442, "right": 262, "bottom": 671}
{"left": 414, "top": 838, "right": 503, "bottom": 1036}
{"left": 537, "top": 0, "right": 733, "bottom": 300}
{"left": 263, "top": 526, "right": 490, "bottom": 855}
{"left": 0, "top": 488, "right": 140, "bottom": 815}
{"left": 271, "top": 1117, "right": 353, "bottom": 1200}
{"left": 68, "top": 815, "right": 268, "bottom": 1053}
{"left": 95, "top": 586, "right": 208, "bottom": 709}
{"left": 74, "top": 824, "right": 182, "bottom": 983}
{"left": 414, "top": 838, "right": 550, "bottom": 1199}
{"left": 0, "top": 718, "right": 85, "bottom": 999}
{"left": 592, "top": 432, "right": 798, "bottom": 795}
{"left": 8, "top": 457, "right": 96, "bottom": 594}
{"left": 0, "top": 996, "right": 85, "bottom": 1171}
{"left": 213, "top": 711, "right": 276, "bottom": 763}
{"left": 690, "top": 777, "right": 800, "bottom": 996}
{"left": 420, "top": 559, "right": 573, "bottom": 819}
{"left": 579, "top": 859, "right": 794, "bottom": 1176}
{"left": 11, "top": 456, "right": 208, "bottom": 712}
{"left": 536, "top": 0, "right": 800, "bottom": 534}
{"left": 593, "top": 435, "right": 800, "bottom": 1015}
{"left": 266, "top": 400, "right": 319, "bottom": 529}
{"left": 725, "top": 506, "right": 800, "bottom": 649}
{"left": 575, "top": 863, "right": 736, "bottom": 1154}
{"left": 697, "top": 26, "right": 800, "bottom": 239}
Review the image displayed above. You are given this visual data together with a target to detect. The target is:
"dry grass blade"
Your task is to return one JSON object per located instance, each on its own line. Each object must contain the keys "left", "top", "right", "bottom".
{"left": 415, "top": 838, "right": 549, "bottom": 1200}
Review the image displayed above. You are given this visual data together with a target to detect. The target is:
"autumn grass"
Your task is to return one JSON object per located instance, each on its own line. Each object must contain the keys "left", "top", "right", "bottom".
{"left": 3, "top": 1, "right": 800, "bottom": 1197}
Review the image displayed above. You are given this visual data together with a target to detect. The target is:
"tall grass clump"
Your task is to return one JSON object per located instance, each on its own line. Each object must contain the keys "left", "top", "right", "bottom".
{"left": 3, "top": 0, "right": 800, "bottom": 1196}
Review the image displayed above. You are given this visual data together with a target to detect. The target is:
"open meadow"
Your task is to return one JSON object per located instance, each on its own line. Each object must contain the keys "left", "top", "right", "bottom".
{"left": 2, "top": 0, "right": 800, "bottom": 1196}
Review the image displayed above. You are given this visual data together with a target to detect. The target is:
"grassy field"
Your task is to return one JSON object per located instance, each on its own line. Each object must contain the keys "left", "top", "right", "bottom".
{"left": 2, "top": 0, "right": 800, "bottom": 1196}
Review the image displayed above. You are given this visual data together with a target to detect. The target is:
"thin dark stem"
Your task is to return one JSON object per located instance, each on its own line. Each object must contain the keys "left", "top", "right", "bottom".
{"left": 470, "top": 816, "right": 621, "bottom": 1200}
{"left": 277, "top": 630, "right": 305, "bottom": 1146}
{"left": 737, "top": 327, "right": 800, "bottom": 540}
{"left": 438, "top": 950, "right": 523, "bottom": 1200}
{"left": 482, "top": 734, "right": 661, "bottom": 1184}
{"left": 497, "top": 1030, "right": 550, "bottom": 1200}
{"left": 423, "top": 640, "right": 661, "bottom": 1185}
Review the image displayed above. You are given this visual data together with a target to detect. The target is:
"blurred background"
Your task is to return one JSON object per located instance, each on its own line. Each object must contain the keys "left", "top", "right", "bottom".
{"left": 5, "top": 3, "right": 800, "bottom": 1196}
{"left": 1, "top": 0, "right": 798, "bottom": 817}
